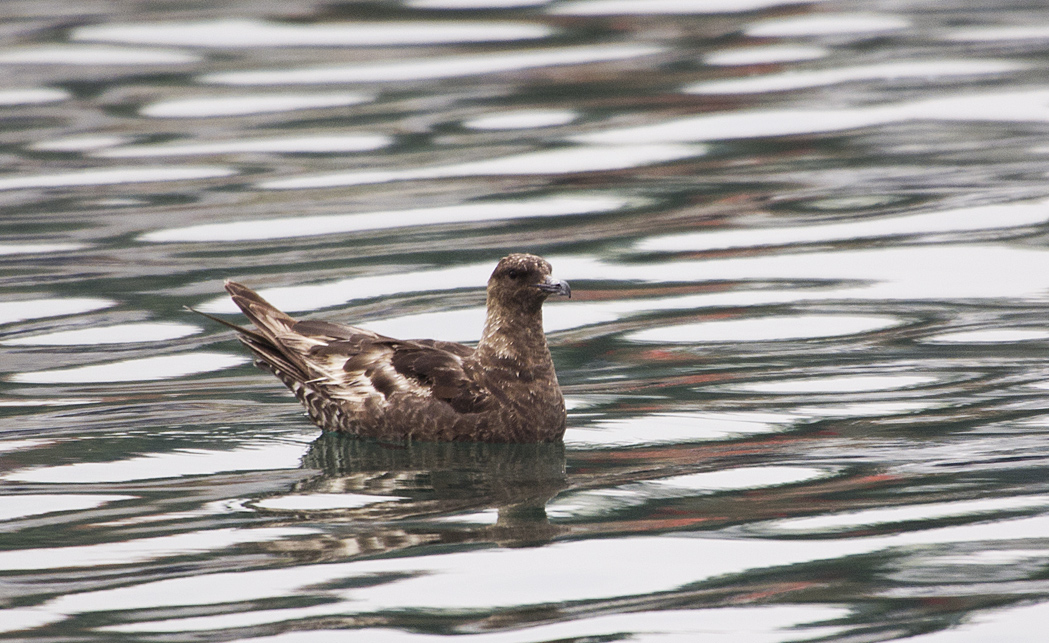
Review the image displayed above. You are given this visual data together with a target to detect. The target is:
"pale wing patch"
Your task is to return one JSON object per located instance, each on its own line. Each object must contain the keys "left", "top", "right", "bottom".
{"left": 299, "top": 340, "right": 430, "bottom": 412}
{"left": 273, "top": 328, "right": 337, "bottom": 354}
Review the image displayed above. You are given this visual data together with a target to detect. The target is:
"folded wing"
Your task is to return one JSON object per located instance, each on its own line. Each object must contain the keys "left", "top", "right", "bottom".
{"left": 221, "top": 282, "right": 491, "bottom": 428}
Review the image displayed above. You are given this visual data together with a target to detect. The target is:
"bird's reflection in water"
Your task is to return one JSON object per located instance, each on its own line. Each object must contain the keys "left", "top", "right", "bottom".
{"left": 257, "top": 432, "right": 568, "bottom": 560}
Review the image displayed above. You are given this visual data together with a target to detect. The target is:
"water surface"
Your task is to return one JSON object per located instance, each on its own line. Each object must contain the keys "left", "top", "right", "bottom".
{"left": 5, "top": 1, "right": 1049, "bottom": 641}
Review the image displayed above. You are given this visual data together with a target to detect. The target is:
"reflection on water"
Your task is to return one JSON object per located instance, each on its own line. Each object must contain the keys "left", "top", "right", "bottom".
{"left": 1, "top": 321, "right": 199, "bottom": 345}
{"left": 0, "top": 165, "right": 235, "bottom": 190}
{"left": 744, "top": 12, "right": 911, "bottom": 37}
{"left": 10, "top": 352, "right": 248, "bottom": 384}
{"left": 292, "top": 434, "right": 567, "bottom": 539}
{"left": 73, "top": 17, "right": 554, "bottom": 47}
{"left": 0, "top": 297, "right": 114, "bottom": 324}
{"left": 0, "top": 87, "right": 69, "bottom": 104}
{"left": 141, "top": 91, "right": 373, "bottom": 118}
{"left": 145, "top": 194, "right": 635, "bottom": 243}
{"left": 257, "top": 142, "right": 704, "bottom": 189}
{"left": 97, "top": 132, "right": 393, "bottom": 158}
{"left": 686, "top": 59, "right": 1024, "bottom": 95}
{"left": 551, "top": 0, "right": 834, "bottom": 14}
{"left": 0, "top": 44, "right": 200, "bottom": 65}
{"left": 6, "top": 0, "right": 1049, "bottom": 641}
{"left": 203, "top": 43, "right": 664, "bottom": 85}
{"left": 636, "top": 200, "right": 1049, "bottom": 251}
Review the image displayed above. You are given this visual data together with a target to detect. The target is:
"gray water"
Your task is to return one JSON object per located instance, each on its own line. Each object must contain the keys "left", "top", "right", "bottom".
{"left": 5, "top": 1, "right": 1049, "bottom": 641}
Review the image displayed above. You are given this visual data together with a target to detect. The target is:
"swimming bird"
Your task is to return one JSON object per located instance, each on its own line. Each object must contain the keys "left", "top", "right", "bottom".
{"left": 203, "top": 254, "right": 570, "bottom": 443}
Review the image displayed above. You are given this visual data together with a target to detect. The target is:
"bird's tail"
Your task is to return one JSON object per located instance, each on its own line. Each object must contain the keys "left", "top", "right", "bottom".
{"left": 223, "top": 280, "right": 296, "bottom": 335}
{"left": 190, "top": 281, "right": 309, "bottom": 384}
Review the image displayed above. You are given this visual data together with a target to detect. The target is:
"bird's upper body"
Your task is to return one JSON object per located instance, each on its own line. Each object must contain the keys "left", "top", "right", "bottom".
{"left": 217, "top": 253, "right": 570, "bottom": 443}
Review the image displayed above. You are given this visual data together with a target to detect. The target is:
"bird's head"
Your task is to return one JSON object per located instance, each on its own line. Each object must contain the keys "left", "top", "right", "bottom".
{"left": 487, "top": 253, "right": 571, "bottom": 314}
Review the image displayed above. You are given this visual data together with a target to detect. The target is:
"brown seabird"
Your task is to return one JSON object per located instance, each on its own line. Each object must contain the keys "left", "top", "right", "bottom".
{"left": 205, "top": 254, "right": 570, "bottom": 443}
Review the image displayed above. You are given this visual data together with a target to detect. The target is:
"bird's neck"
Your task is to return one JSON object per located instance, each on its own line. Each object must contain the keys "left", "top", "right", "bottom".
{"left": 477, "top": 303, "right": 552, "bottom": 368}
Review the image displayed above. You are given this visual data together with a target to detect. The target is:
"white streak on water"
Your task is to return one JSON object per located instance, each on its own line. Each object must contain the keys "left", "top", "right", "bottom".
{"left": 10, "top": 352, "right": 247, "bottom": 384}
{"left": 0, "top": 242, "right": 83, "bottom": 256}
{"left": 649, "top": 466, "right": 834, "bottom": 491}
{"left": 0, "top": 495, "right": 134, "bottom": 521}
{"left": 925, "top": 329, "right": 1049, "bottom": 344}
{"left": 144, "top": 194, "right": 636, "bottom": 243}
{"left": 626, "top": 314, "right": 902, "bottom": 344}
{"left": 0, "top": 87, "right": 69, "bottom": 105}
{"left": 552, "top": 0, "right": 829, "bottom": 14}
{"left": 73, "top": 18, "right": 553, "bottom": 48}
{"left": 1, "top": 322, "right": 200, "bottom": 346}
{"left": 0, "top": 527, "right": 316, "bottom": 571}
{"left": 203, "top": 44, "right": 663, "bottom": 85}
{"left": 0, "top": 609, "right": 64, "bottom": 634}
{"left": 686, "top": 60, "right": 1024, "bottom": 95}
{"left": 761, "top": 496, "right": 1049, "bottom": 536}
{"left": 635, "top": 200, "right": 1049, "bottom": 252}
{"left": 566, "top": 411, "right": 795, "bottom": 447}
{"left": 142, "top": 92, "right": 371, "bottom": 118}
{"left": 97, "top": 133, "right": 391, "bottom": 158}
{"left": 576, "top": 89, "right": 1049, "bottom": 144}
{"left": 254, "top": 493, "right": 405, "bottom": 511}
{"left": 4, "top": 438, "right": 311, "bottom": 484}
{"left": 0, "top": 297, "right": 114, "bottom": 325}
{"left": 30, "top": 134, "right": 131, "bottom": 151}
{"left": 745, "top": 13, "right": 911, "bottom": 37}
{"left": 729, "top": 374, "right": 937, "bottom": 394}
{"left": 259, "top": 143, "right": 704, "bottom": 190}
{"left": 0, "top": 166, "right": 234, "bottom": 191}
{"left": 0, "top": 44, "right": 199, "bottom": 65}
{"left": 946, "top": 25, "right": 1049, "bottom": 42}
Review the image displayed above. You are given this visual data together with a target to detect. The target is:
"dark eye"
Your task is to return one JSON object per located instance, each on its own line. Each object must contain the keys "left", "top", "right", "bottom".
{"left": 507, "top": 269, "right": 521, "bottom": 280}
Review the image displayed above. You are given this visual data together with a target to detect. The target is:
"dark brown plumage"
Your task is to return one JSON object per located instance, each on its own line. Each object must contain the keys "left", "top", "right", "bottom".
{"left": 208, "top": 254, "right": 570, "bottom": 443}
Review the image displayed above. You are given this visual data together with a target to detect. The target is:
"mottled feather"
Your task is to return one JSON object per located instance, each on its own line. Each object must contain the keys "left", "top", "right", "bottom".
{"left": 208, "top": 254, "right": 570, "bottom": 443}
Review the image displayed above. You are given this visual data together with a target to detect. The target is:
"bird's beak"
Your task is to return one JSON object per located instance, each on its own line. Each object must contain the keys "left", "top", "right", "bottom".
{"left": 536, "top": 277, "right": 571, "bottom": 298}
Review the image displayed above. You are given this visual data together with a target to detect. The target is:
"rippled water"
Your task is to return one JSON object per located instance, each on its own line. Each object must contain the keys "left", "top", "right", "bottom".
{"left": 6, "top": 0, "right": 1049, "bottom": 640}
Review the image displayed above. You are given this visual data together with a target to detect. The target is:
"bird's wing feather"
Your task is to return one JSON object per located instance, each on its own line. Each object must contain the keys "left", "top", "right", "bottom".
{"left": 388, "top": 342, "right": 490, "bottom": 413}
{"left": 218, "top": 281, "right": 490, "bottom": 416}
{"left": 304, "top": 335, "right": 489, "bottom": 414}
